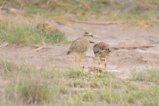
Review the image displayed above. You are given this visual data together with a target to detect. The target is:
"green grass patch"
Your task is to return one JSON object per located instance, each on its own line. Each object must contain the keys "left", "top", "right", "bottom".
{"left": 0, "top": 23, "right": 68, "bottom": 45}
{"left": 7, "top": 80, "right": 56, "bottom": 105}
{"left": 18, "top": 0, "right": 159, "bottom": 22}
{"left": 132, "top": 69, "right": 159, "bottom": 83}
{"left": 0, "top": 62, "right": 159, "bottom": 105}
{"left": 82, "top": 91, "right": 95, "bottom": 102}
{"left": 1, "top": 0, "right": 159, "bottom": 23}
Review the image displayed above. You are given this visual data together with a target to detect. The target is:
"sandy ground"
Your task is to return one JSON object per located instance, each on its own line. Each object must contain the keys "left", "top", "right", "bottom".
{"left": 1, "top": 17, "right": 159, "bottom": 79}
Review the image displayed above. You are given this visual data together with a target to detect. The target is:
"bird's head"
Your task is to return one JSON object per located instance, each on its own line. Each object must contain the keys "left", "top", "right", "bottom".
{"left": 83, "top": 32, "right": 93, "bottom": 38}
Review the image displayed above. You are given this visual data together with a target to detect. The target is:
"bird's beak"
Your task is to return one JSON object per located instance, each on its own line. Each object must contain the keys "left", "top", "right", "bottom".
{"left": 92, "top": 35, "right": 99, "bottom": 39}
{"left": 87, "top": 32, "right": 93, "bottom": 37}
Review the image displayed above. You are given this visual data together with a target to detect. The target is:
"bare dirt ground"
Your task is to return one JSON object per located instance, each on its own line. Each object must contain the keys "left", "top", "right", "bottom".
{"left": 1, "top": 16, "right": 159, "bottom": 79}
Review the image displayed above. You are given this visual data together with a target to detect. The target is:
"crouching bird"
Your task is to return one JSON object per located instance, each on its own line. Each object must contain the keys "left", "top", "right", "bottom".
{"left": 93, "top": 42, "right": 111, "bottom": 72}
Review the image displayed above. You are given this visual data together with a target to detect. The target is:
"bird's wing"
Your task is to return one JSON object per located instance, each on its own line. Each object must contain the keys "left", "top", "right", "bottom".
{"left": 93, "top": 46, "right": 101, "bottom": 54}
{"left": 70, "top": 38, "right": 82, "bottom": 50}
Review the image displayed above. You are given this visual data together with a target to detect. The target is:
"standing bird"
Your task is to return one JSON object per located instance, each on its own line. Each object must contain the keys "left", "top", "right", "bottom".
{"left": 67, "top": 32, "right": 93, "bottom": 67}
{"left": 93, "top": 42, "right": 111, "bottom": 72}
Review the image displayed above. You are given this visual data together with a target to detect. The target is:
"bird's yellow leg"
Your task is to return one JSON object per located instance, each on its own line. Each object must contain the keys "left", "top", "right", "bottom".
{"left": 78, "top": 53, "right": 81, "bottom": 66}
{"left": 98, "top": 56, "right": 101, "bottom": 74}
{"left": 104, "top": 56, "right": 107, "bottom": 72}
{"left": 74, "top": 55, "right": 78, "bottom": 63}
{"left": 79, "top": 53, "right": 84, "bottom": 71}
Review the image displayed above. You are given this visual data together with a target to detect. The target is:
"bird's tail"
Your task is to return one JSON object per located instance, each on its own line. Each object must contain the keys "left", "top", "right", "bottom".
{"left": 67, "top": 51, "right": 71, "bottom": 55}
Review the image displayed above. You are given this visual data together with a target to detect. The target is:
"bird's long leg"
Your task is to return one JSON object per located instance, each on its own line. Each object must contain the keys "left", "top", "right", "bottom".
{"left": 98, "top": 56, "right": 101, "bottom": 74}
{"left": 79, "top": 53, "right": 84, "bottom": 71}
{"left": 73, "top": 55, "right": 78, "bottom": 67}
{"left": 74, "top": 55, "right": 78, "bottom": 63}
{"left": 104, "top": 56, "right": 107, "bottom": 72}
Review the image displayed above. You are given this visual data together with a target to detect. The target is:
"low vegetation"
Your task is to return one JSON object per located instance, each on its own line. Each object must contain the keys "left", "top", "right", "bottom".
{"left": 0, "top": 0, "right": 159, "bottom": 24}
{"left": 132, "top": 69, "right": 159, "bottom": 83}
{"left": 0, "top": 0, "right": 158, "bottom": 106}
{"left": 0, "top": 22, "right": 68, "bottom": 45}
{"left": 0, "top": 62, "right": 159, "bottom": 106}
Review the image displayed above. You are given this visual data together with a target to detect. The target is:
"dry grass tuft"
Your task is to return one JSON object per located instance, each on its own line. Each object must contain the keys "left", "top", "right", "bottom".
{"left": 0, "top": 21, "right": 67, "bottom": 45}
{"left": 0, "top": 62, "right": 159, "bottom": 106}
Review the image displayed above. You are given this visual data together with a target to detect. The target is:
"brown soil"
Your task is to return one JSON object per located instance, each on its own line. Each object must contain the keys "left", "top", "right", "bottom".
{"left": 1, "top": 16, "right": 159, "bottom": 79}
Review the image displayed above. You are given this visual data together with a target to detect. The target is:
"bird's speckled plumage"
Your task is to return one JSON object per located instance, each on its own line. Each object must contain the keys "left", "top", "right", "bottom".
{"left": 93, "top": 42, "right": 111, "bottom": 72}
{"left": 93, "top": 42, "right": 111, "bottom": 58}
{"left": 67, "top": 32, "right": 93, "bottom": 55}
